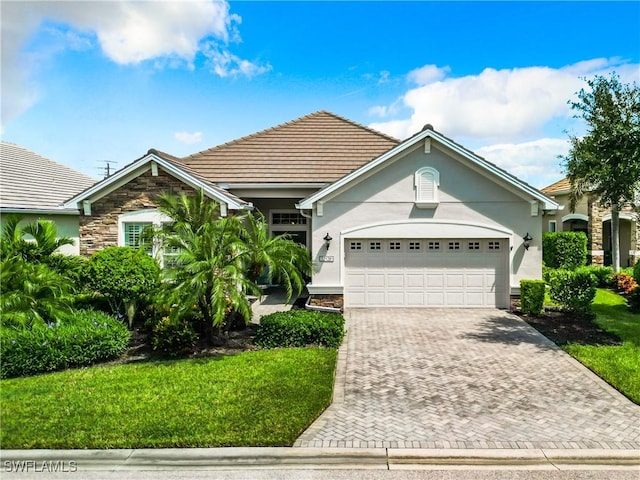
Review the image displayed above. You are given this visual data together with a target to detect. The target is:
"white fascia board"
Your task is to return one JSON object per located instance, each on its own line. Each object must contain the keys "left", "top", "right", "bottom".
{"left": 297, "top": 129, "right": 559, "bottom": 211}
{"left": 0, "top": 207, "right": 80, "bottom": 215}
{"left": 63, "top": 154, "right": 249, "bottom": 211}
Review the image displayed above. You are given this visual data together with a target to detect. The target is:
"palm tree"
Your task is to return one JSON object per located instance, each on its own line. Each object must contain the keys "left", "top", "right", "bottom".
{"left": 156, "top": 189, "right": 311, "bottom": 341}
{"left": 1, "top": 215, "right": 74, "bottom": 262}
{"left": 242, "top": 211, "right": 312, "bottom": 301}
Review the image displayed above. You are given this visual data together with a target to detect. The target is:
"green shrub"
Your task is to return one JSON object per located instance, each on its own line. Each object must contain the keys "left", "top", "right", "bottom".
{"left": 0, "top": 310, "right": 130, "bottom": 379}
{"left": 633, "top": 261, "right": 640, "bottom": 284}
{"left": 151, "top": 317, "right": 198, "bottom": 357}
{"left": 548, "top": 269, "right": 597, "bottom": 314}
{"left": 256, "top": 310, "right": 345, "bottom": 349}
{"left": 83, "top": 247, "right": 160, "bottom": 327}
{"left": 578, "top": 266, "right": 614, "bottom": 288}
{"left": 44, "top": 254, "right": 87, "bottom": 288}
{"left": 520, "top": 280, "right": 546, "bottom": 314}
{"left": 542, "top": 232, "right": 588, "bottom": 270}
{"left": 627, "top": 287, "right": 640, "bottom": 313}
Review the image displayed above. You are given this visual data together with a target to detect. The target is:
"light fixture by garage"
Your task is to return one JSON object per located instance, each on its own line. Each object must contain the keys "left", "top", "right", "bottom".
{"left": 522, "top": 232, "right": 533, "bottom": 250}
{"left": 323, "top": 233, "right": 333, "bottom": 250}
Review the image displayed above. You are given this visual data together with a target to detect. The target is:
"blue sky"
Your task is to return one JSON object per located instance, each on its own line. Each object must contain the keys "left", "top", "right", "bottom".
{"left": 2, "top": 1, "right": 639, "bottom": 188}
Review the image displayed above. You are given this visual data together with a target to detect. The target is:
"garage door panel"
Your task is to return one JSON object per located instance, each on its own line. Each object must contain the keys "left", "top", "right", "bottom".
{"left": 345, "top": 238, "right": 508, "bottom": 308}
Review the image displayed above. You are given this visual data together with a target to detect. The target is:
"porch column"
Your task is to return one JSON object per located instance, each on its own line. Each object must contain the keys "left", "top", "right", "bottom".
{"left": 588, "top": 196, "right": 604, "bottom": 266}
{"left": 632, "top": 216, "right": 640, "bottom": 266}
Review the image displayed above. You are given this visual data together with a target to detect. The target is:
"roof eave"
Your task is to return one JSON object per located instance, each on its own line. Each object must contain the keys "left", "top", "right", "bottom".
{"left": 63, "top": 153, "right": 251, "bottom": 211}
{"left": 297, "top": 129, "right": 560, "bottom": 211}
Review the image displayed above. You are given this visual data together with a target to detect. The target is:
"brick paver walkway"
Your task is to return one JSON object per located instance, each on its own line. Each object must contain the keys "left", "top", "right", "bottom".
{"left": 295, "top": 309, "right": 640, "bottom": 449}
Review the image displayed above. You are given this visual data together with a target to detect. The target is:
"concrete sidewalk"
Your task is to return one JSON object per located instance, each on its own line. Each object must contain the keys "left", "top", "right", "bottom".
{"left": 1, "top": 447, "right": 639, "bottom": 471}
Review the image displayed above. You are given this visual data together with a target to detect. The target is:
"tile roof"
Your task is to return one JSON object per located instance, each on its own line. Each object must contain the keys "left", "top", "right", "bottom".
{"left": 541, "top": 177, "right": 571, "bottom": 195}
{"left": 1, "top": 142, "right": 97, "bottom": 211}
{"left": 181, "top": 111, "right": 400, "bottom": 184}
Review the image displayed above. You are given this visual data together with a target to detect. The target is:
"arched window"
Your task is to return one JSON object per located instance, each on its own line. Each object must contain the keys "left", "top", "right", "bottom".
{"left": 414, "top": 167, "right": 440, "bottom": 208}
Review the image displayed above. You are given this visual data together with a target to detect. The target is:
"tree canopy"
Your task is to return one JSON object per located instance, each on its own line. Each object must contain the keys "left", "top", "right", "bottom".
{"left": 564, "top": 73, "right": 640, "bottom": 212}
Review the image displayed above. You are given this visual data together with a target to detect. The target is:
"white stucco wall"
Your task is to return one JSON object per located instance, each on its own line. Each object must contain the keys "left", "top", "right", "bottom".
{"left": 0, "top": 212, "right": 82, "bottom": 255}
{"left": 308, "top": 142, "right": 544, "bottom": 294}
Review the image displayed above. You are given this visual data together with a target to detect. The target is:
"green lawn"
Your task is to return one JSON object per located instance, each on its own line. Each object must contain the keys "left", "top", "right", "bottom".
{"left": 0, "top": 348, "right": 336, "bottom": 449}
{"left": 563, "top": 289, "right": 640, "bottom": 404}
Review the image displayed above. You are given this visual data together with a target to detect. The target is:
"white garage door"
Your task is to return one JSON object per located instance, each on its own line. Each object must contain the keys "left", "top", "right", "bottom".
{"left": 345, "top": 239, "right": 508, "bottom": 308}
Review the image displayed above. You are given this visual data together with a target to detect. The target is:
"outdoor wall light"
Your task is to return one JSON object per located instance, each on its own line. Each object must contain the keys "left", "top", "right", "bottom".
{"left": 324, "top": 233, "right": 333, "bottom": 250}
{"left": 522, "top": 232, "right": 533, "bottom": 250}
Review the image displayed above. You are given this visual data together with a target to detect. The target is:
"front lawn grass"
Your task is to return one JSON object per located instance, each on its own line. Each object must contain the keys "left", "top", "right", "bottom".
{"left": 1, "top": 348, "right": 336, "bottom": 449}
{"left": 563, "top": 289, "right": 640, "bottom": 404}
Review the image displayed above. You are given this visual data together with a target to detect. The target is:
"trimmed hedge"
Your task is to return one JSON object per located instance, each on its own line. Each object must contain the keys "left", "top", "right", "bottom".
{"left": 542, "top": 232, "right": 587, "bottom": 270}
{"left": 256, "top": 310, "right": 345, "bottom": 349}
{"left": 547, "top": 269, "right": 596, "bottom": 314}
{"left": 0, "top": 310, "right": 130, "bottom": 379}
{"left": 151, "top": 316, "right": 198, "bottom": 357}
{"left": 634, "top": 261, "right": 640, "bottom": 284}
{"left": 520, "top": 280, "right": 545, "bottom": 315}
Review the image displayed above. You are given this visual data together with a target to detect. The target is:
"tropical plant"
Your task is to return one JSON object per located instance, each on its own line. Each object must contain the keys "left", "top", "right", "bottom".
{"left": 0, "top": 256, "right": 74, "bottom": 329}
{"left": 156, "top": 189, "right": 311, "bottom": 342}
{"left": 562, "top": 73, "right": 640, "bottom": 272}
{"left": 0, "top": 215, "right": 74, "bottom": 262}
{"left": 82, "top": 247, "right": 161, "bottom": 327}
{"left": 242, "top": 211, "right": 312, "bottom": 300}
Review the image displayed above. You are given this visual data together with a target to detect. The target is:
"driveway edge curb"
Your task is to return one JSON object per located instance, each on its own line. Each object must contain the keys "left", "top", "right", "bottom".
{"left": 2, "top": 448, "right": 638, "bottom": 471}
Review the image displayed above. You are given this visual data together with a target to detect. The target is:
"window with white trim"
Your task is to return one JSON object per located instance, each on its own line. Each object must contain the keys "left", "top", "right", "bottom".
{"left": 124, "top": 222, "right": 153, "bottom": 254}
{"left": 118, "top": 210, "right": 174, "bottom": 266}
{"left": 414, "top": 167, "right": 440, "bottom": 208}
{"left": 548, "top": 220, "right": 557, "bottom": 232}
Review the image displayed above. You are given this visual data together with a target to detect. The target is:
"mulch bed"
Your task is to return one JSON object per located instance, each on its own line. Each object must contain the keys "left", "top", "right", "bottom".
{"left": 513, "top": 302, "right": 622, "bottom": 346}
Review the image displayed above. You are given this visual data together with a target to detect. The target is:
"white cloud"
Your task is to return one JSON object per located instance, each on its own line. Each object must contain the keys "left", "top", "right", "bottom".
{"left": 475, "top": 138, "right": 570, "bottom": 189}
{"left": 174, "top": 131, "right": 203, "bottom": 145}
{"left": 407, "top": 64, "right": 450, "bottom": 85}
{"left": 203, "top": 43, "right": 272, "bottom": 78}
{"left": 1, "top": 0, "right": 269, "bottom": 128}
{"left": 371, "top": 59, "right": 640, "bottom": 142}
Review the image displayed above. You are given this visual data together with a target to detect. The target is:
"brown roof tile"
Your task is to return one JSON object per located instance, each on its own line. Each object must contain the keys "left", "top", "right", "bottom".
{"left": 541, "top": 177, "right": 571, "bottom": 194}
{"left": 182, "top": 111, "right": 399, "bottom": 184}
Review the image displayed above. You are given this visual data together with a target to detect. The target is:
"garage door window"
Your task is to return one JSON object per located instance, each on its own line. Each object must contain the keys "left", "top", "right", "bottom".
{"left": 409, "top": 241, "right": 421, "bottom": 251}
{"left": 389, "top": 241, "right": 402, "bottom": 251}
{"left": 349, "top": 241, "right": 363, "bottom": 251}
{"left": 448, "top": 241, "right": 461, "bottom": 250}
{"left": 488, "top": 241, "right": 501, "bottom": 250}
{"left": 428, "top": 241, "right": 440, "bottom": 250}
{"left": 369, "top": 241, "right": 382, "bottom": 251}
{"left": 467, "top": 241, "right": 481, "bottom": 251}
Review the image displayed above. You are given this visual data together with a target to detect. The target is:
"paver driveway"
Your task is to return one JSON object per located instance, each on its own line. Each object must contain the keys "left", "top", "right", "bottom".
{"left": 295, "top": 309, "right": 640, "bottom": 449}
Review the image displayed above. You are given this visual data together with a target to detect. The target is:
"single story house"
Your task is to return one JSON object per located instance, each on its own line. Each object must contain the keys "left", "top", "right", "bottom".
{"left": 64, "top": 111, "right": 558, "bottom": 308}
{"left": 541, "top": 178, "right": 639, "bottom": 267}
{"left": 0, "top": 141, "right": 97, "bottom": 255}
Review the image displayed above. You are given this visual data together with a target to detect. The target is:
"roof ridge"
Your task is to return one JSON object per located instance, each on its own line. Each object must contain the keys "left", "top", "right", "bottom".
{"left": 182, "top": 111, "right": 399, "bottom": 160}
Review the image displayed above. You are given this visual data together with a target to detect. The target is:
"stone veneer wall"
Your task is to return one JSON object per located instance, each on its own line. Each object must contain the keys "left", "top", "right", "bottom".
{"left": 588, "top": 195, "right": 639, "bottom": 266}
{"left": 79, "top": 169, "right": 195, "bottom": 256}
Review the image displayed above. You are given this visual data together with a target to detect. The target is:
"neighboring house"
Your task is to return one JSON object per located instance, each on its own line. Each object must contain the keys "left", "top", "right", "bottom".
{"left": 541, "top": 178, "right": 639, "bottom": 267}
{"left": 0, "top": 142, "right": 97, "bottom": 255}
{"left": 64, "top": 111, "right": 558, "bottom": 308}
